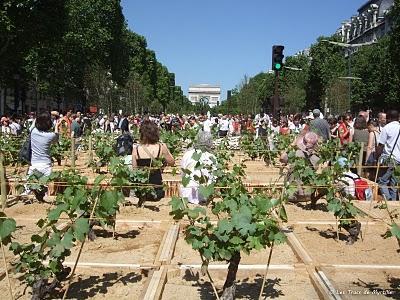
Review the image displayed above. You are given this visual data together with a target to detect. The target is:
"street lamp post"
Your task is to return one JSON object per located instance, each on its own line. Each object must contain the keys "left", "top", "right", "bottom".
{"left": 321, "top": 39, "right": 376, "bottom": 111}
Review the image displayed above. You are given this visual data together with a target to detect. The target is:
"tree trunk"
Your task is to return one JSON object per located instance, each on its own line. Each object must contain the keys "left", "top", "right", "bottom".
{"left": 221, "top": 252, "right": 241, "bottom": 300}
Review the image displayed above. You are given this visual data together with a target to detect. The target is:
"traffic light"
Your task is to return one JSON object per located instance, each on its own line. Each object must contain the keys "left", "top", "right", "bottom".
{"left": 272, "top": 45, "right": 285, "bottom": 71}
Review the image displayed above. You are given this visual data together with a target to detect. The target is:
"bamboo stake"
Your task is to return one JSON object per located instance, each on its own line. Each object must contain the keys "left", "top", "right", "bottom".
{"left": 88, "top": 136, "right": 93, "bottom": 166}
{"left": 258, "top": 241, "right": 274, "bottom": 300}
{"left": 71, "top": 137, "right": 75, "bottom": 169}
{"left": 200, "top": 254, "right": 220, "bottom": 300}
{"left": 0, "top": 153, "right": 7, "bottom": 210}
{"left": 62, "top": 187, "right": 102, "bottom": 300}
{"left": 364, "top": 161, "right": 382, "bottom": 240}
{"left": 1, "top": 242, "right": 14, "bottom": 300}
{"left": 357, "top": 142, "right": 364, "bottom": 176}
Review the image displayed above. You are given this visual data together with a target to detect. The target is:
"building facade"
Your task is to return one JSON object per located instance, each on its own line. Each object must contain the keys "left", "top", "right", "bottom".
{"left": 336, "top": 0, "right": 394, "bottom": 44}
{"left": 188, "top": 84, "right": 221, "bottom": 108}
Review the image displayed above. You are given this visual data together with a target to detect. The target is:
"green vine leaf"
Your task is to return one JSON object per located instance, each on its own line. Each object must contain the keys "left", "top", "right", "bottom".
{"left": 48, "top": 203, "right": 69, "bottom": 221}
{"left": 73, "top": 218, "right": 89, "bottom": 241}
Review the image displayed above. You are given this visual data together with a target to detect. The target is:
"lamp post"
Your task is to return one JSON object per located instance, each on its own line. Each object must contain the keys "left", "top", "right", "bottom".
{"left": 321, "top": 39, "right": 376, "bottom": 111}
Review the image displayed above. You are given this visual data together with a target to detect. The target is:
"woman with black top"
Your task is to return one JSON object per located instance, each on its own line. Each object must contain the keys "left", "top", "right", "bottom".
{"left": 132, "top": 119, "right": 175, "bottom": 207}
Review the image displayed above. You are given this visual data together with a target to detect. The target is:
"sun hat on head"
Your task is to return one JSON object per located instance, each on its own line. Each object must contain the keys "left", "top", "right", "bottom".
{"left": 195, "top": 131, "right": 213, "bottom": 151}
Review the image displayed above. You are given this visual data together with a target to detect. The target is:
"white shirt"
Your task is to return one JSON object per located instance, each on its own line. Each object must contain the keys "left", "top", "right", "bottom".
{"left": 203, "top": 119, "right": 213, "bottom": 133}
{"left": 180, "top": 149, "right": 217, "bottom": 204}
{"left": 378, "top": 121, "right": 400, "bottom": 163}
{"left": 219, "top": 119, "right": 229, "bottom": 131}
{"left": 338, "top": 171, "right": 357, "bottom": 197}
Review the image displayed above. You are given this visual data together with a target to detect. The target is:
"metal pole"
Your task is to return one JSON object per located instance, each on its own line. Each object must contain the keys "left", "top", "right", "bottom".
{"left": 0, "top": 153, "right": 7, "bottom": 210}
{"left": 348, "top": 49, "right": 352, "bottom": 111}
{"left": 273, "top": 71, "right": 280, "bottom": 118}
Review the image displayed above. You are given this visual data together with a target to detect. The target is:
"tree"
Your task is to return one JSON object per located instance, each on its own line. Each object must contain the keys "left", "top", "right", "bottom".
{"left": 306, "top": 36, "right": 347, "bottom": 109}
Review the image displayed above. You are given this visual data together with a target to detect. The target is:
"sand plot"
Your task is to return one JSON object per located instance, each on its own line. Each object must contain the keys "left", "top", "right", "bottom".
{"left": 67, "top": 223, "right": 165, "bottom": 265}
{"left": 319, "top": 268, "right": 400, "bottom": 300}
{"left": 162, "top": 269, "right": 319, "bottom": 300}
{"left": 292, "top": 224, "right": 400, "bottom": 265}
{"left": 0, "top": 267, "right": 147, "bottom": 300}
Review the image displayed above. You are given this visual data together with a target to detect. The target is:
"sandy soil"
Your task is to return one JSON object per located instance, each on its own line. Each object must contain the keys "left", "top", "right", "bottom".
{"left": 293, "top": 224, "right": 400, "bottom": 265}
{"left": 162, "top": 269, "right": 319, "bottom": 300}
{"left": 320, "top": 268, "right": 400, "bottom": 300}
{"left": 0, "top": 268, "right": 147, "bottom": 300}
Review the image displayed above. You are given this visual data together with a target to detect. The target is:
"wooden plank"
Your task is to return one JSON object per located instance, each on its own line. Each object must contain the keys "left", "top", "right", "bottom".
{"left": 142, "top": 266, "right": 167, "bottom": 300}
{"left": 314, "top": 269, "right": 342, "bottom": 300}
{"left": 178, "top": 264, "right": 295, "bottom": 270}
{"left": 154, "top": 224, "right": 179, "bottom": 266}
{"left": 283, "top": 229, "right": 313, "bottom": 264}
{"left": 159, "top": 224, "right": 179, "bottom": 265}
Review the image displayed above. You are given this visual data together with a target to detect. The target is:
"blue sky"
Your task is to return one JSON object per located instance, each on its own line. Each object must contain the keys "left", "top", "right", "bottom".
{"left": 121, "top": 0, "right": 366, "bottom": 99}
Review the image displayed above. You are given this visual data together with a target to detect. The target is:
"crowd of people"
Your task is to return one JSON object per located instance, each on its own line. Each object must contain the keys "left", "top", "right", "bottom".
{"left": 1, "top": 107, "right": 399, "bottom": 204}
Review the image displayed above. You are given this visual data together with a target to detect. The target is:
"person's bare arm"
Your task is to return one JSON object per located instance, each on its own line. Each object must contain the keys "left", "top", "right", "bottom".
{"left": 365, "top": 132, "right": 374, "bottom": 164}
{"left": 161, "top": 143, "right": 175, "bottom": 166}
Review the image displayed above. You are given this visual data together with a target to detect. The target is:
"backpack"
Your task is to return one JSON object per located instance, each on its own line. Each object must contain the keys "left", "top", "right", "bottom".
{"left": 115, "top": 133, "right": 133, "bottom": 156}
{"left": 345, "top": 174, "right": 372, "bottom": 201}
{"left": 19, "top": 132, "right": 32, "bottom": 163}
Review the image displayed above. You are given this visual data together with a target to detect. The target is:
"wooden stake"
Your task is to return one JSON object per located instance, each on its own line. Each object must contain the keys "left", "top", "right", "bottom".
{"left": 71, "top": 137, "right": 75, "bottom": 169}
{"left": 88, "top": 135, "right": 93, "bottom": 166}
{"left": 1, "top": 242, "right": 14, "bottom": 300}
{"left": 200, "top": 254, "right": 220, "bottom": 300}
{"left": 357, "top": 142, "right": 364, "bottom": 176}
{"left": 62, "top": 187, "right": 101, "bottom": 299}
{"left": 0, "top": 153, "right": 6, "bottom": 210}
{"left": 258, "top": 242, "right": 274, "bottom": 300}
{"left": 365, "top": 161, "right": 381, "bottom": 240}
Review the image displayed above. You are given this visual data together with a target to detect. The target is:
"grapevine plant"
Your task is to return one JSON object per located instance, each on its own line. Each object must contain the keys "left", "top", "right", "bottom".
{"left": 170, "top": 144, "right": 287, "bottom": 299}
{"left": 3, "top": 170, "right": 124, "bottom": 299}
{"left": 285, "top": 142, "right": 363, "bottom": 244}
{"left": 240, "top": 133, "right": 278, "bottom": 166}
{"left": 378, "top": 164, "right": 400, "bottom": 248}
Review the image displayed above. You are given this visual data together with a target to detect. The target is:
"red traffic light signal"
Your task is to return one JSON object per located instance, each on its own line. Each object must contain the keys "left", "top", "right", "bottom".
{"left": 272, "top": 45, "right": 285, "bottom": 71}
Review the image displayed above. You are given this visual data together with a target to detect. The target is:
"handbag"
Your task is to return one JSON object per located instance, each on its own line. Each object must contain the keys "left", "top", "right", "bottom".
{"left": 19, "top": 131, "right": 32, "bottom": 163}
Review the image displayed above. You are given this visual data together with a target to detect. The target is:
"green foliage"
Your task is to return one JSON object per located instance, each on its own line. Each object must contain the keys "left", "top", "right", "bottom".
{"left": 50, "top": 135, "right": 71, "bottom": 164}
{"left": 240, "top": 133, "right": 278, "bottom": 165}
{"left": 0, "top": 135, "right": 24, "bottom": 166}
{"left": 160, "top": 130, "right": 183, "bottom": 158}
{"left": 9, "top": 170, "right": 124, "bottom": 292}
{"left": 286, "top": 145, "right": 360, "bottom": 227}
{"left": 0, "top": 212, "right": 16, "bottom": 245}
{"left": 170, "top": 148, "right": 287, "bottom": 277}
{"left": 92, "top": 132, "right": 117, "bottom": 166}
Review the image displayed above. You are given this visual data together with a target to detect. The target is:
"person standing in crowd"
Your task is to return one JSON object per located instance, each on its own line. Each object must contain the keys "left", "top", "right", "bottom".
{"left": 71, "top": 115, "right": 82, "bottom": 138}
{"left": 23, "top": 112, "right": 60, "bottom": 200}
{"left": 310, "top": 109, "right": 330, "bottom": 141}
{"left": 119, "top": 114, "right": 130, "bottom": 133}
{"left": 180, "top": 131, "right": 217, "bottom": 205}
{"left": 218, "top": 115, "right": 229, "bottom": 137}
{"left": 352, "top": 116, "right": 369, "bottom": 144}
{"left": 378, "top": 112, "right": 386, "bottom": 132}
{"left": 8, "top": 115, "right": 22, "bottom": 135}
{"left": 328, "top": 117, "right": 339, "bottom": 139}
{"left": 0, "top": 117, "right": 11, "bottom": 134}
{"left": 376, "top": 110, "right": 400, "bottom": 201}
{"left": 289, "top": 114, "right": 303, "bottom": 134}
{"left": 132, "top": 120, "right": 175, "bottom": 207}
{"left": 366, "top": 119, "right": 380, "bottom": 165}
{"left": 338, "top": 114, "right": 351, "bottom": 145}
